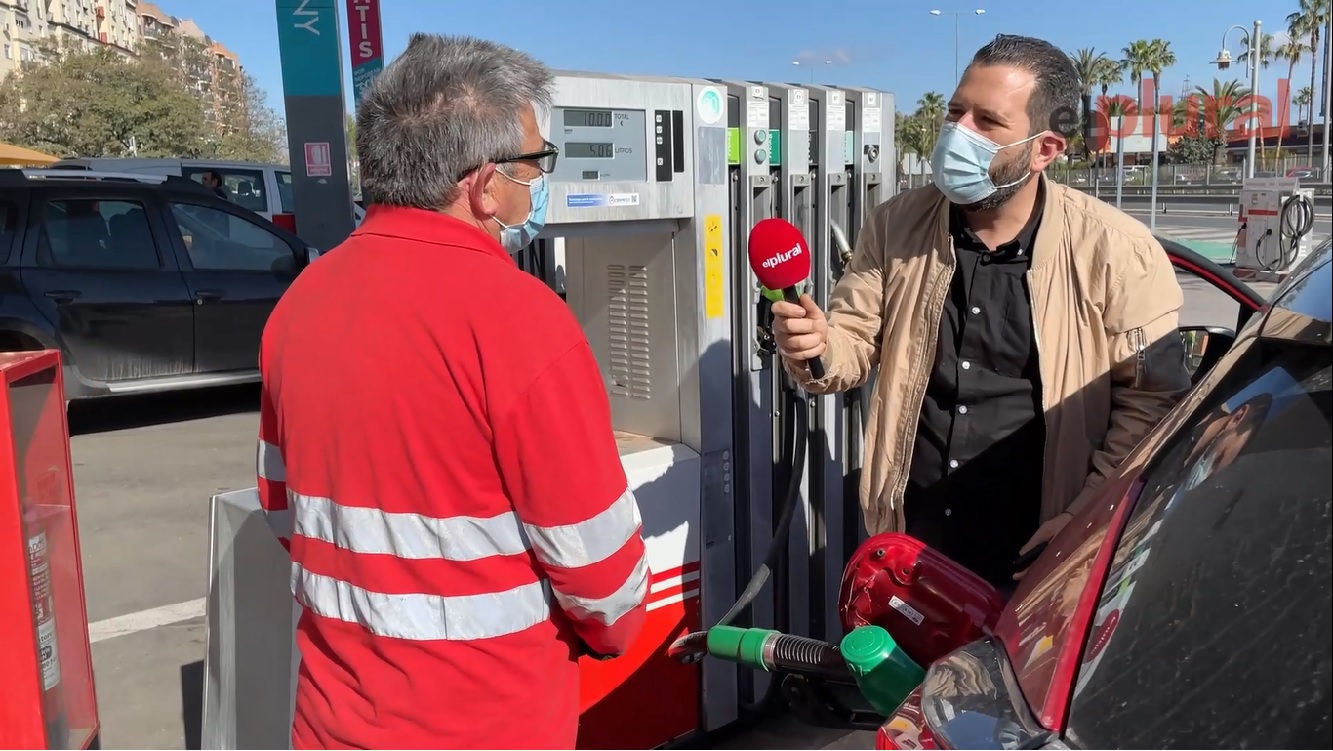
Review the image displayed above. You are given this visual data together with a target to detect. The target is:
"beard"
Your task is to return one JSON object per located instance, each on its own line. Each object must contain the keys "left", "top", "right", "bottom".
{"left": 961, "top": 141, "right": 1034, "bottom": 212}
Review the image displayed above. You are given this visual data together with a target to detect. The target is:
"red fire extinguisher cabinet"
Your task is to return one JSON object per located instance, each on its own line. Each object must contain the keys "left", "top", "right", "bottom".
{"left": 0, "top": 352, "right": 100, "bottom": 749}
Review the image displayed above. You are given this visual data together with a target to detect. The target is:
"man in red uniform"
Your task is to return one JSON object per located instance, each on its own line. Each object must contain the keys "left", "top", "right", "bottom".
{"left": 255, "top": 33, "right": 650, "bottom": 749}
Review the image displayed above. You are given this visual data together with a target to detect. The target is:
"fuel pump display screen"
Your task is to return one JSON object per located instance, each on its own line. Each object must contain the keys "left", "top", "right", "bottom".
{"left": 566, "top": 142, "right": 615, "bottom": 159}
{"left": 563, "top": 109, "right": 615, "bottom": 128}
{"left": 551, "top": 107, "right": 647, "bottom": 183}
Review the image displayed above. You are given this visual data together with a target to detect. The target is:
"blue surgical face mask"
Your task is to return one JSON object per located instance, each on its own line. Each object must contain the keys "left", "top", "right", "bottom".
{"left": 931, "top": 121, "right": 1042, "bottom": 205}
{"left": 493, "top": 172, "right": 549, "bottom": 253}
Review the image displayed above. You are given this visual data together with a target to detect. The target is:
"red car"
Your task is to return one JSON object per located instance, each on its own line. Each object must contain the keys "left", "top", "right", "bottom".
{"left": 875, "top": 240, "right": 1331, "bottom": 750}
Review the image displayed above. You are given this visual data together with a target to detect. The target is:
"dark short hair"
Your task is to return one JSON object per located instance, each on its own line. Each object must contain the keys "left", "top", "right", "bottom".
{"left": 968, "top": 34, "right": 1081, "bottom": 138}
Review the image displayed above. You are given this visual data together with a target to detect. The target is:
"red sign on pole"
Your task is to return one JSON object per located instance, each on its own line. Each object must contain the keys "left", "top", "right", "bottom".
{"left": 346, "top": 0, "right": 384, "bottom": 102}
{"left": 304, "top": 142, "right": 333, "bottom": 177}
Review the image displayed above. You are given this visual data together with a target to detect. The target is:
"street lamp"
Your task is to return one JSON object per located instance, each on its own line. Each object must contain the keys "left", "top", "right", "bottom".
{"left": 1213, "top": 20, "right": 1262, "bottom": 179}
{"left": 929, "top": 8, "right": 986, "bottom": 84}
{"left": 791, "top": 59, "right": 832, "bottom": 84}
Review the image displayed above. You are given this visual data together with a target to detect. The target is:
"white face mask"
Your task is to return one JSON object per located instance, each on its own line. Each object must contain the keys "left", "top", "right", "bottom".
{"left": 931, "top": 121, "right": 1044, "bottom": 205}
{"left": 489, "top": 171, "right": 549, "bottom": 253}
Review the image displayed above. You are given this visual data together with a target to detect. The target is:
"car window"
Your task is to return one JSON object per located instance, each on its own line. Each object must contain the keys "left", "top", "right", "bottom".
{"left": 169, "top": 203, "right": 292, "bottom": 272}
{"left": 1065, "top": 338, "right": 1332, "bottom": 750}
{"left": 276, "top": 171, "right": 294, "bottom": 213}
{"left": 0, "top": 198, "right": 17, "bottom": 264}
{"left": 181, "top": 167, "right": 269, "bottom": 214}
{"left": 37, "top": 198, "right": 159, "bottom": 270}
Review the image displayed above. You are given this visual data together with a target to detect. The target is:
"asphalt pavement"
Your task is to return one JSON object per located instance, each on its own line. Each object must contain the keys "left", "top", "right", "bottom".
{"left": 71, "top": 272, "right": 1276, "bottom": 749}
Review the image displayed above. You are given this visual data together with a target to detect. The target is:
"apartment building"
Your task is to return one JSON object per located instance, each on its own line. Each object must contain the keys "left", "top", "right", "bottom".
{"left": 1, "top": 0, "right": 138, "bottom": 78}
{"left": 136, "top": 1, "right": 243, "bottom": 133}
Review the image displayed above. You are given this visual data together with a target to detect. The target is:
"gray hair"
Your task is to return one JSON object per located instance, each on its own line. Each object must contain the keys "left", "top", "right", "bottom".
{"left": 356, "top": 33, "right": 553, "bottom": 208}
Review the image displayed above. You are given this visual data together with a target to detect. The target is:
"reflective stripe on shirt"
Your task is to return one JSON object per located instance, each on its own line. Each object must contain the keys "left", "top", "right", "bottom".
{"left": 257, "top": 439, "right": 286, "bottom": 482}
{"left": 523, "top": 489, "right": 642, "bottom": 570}
{"left": 292, "top": 563, "right": 552, "bottom": 641}
{"left": 553, "top": 552, "right": 650, "bottom": 626}
{"left": 289, "top": 488, "right": 643, "bottom": 570}
{"left": 292, "top": 491, "right": 530, "bottom": 561}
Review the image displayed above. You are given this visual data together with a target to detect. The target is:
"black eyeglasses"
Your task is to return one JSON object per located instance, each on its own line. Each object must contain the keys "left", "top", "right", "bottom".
{"left": 495, "top": 140, "right": 560, "bottom": 174}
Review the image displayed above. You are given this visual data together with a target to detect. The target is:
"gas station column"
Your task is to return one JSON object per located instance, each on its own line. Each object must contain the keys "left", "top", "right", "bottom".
{"left": 275, "top": 0, "right": 356, "bottom": 251}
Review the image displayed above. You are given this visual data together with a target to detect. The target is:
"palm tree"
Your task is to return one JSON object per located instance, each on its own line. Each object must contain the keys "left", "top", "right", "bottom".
{"left": 1236, "top": 33, "right": 1276, "bottom": 162}
{"left": 1070, "top": 48, "right": 1111, "bottom": 161}
{"left": 1295, "top": 85, "right": 1315, "bottom": 124}
{"left": 1237, "top": 32, "right": 1276, "bottom": 70}
{"left": 1277, "top": 36, "right": 1312, "bottom": 130}
{"left": 1287, "top": 0, "right": 1331, "bottom": 165}
{"left": 1122, "top": 40, "right": 1153, "bottom": 116}
{"left": 1183, "top": 79, "right": 1264, "bottom": 163}
{"left": 915, "top": 92, "right": 947, "bottom": 157}
{"left": 1071, "top": 47, "right": 1111, "bottom": 96}
{"left": 1142, "top": 39, "right": 1176, "bottom": 184}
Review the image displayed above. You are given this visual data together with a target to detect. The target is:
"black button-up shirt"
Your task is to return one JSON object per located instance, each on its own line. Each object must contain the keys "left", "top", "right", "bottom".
{"left": 904, "top": 195, "right": 1047, "bottom": 588}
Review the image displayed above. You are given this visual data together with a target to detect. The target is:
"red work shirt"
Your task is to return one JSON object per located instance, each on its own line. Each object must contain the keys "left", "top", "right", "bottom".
{"left": 256, "top": 206, "right": 649, "bottom": 750}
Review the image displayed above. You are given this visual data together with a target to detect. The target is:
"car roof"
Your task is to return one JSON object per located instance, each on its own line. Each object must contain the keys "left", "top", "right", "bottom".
{"left": 0, "top": 168, "right": 216, "bottom": 195}
{"left": 52, "top": 157, "right": 289, "bottom": 171}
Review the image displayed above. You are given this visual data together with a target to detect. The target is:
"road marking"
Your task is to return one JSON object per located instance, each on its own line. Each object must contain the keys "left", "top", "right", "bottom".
{"left": 88, "top": 598, "right": 207, "bottom": 644}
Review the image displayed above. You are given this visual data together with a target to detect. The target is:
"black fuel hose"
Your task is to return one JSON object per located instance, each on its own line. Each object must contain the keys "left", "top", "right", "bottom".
{"left": 765, "top": 632, "right": 850, "bottom": 680}
{"left": 669, "top": 380, "right": 809, "bottom": 662}
{"left": 1277, "top": 192, "right": 1316, "bottom": 270}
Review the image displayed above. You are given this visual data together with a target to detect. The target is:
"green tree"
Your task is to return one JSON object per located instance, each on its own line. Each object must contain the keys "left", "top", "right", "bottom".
{"left": 211, "top": 71, "right": 287, "bottom": 163}
{"left": 0, "top": 44, "right": 207, "bottom": 158}
{"left": 1287, "top": 0, "right": 1331, "bottom": 163}
{"left": 1168, "top": 133, "right": 1221, "bottom": 165}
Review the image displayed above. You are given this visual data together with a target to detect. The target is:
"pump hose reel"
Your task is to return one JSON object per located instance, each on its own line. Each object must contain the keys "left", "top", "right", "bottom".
{"left": 1271, "top": 192, "right": 1316, "bottom": 272}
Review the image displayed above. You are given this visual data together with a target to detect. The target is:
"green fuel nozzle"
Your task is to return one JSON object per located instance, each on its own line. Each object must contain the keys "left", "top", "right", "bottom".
{"left": 702, "top": 624, "right": 927, "bottom": 716}
{"left": 704, "top": 625, "right": 849, "bottom": 680}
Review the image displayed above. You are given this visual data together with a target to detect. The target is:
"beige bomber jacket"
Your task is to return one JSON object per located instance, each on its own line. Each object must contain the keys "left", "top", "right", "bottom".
{"left": 786, "top": 176, "right": 1192, "bottom": 535}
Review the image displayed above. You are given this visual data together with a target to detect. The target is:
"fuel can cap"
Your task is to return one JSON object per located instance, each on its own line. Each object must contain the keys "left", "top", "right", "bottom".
{"left": 840, "top": 625, "right": 896, "bottom": 676}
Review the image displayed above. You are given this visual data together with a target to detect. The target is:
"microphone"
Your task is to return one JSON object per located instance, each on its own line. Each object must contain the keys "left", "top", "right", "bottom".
{"left": 748, "top": 218, "right": 825, "bottom": 379}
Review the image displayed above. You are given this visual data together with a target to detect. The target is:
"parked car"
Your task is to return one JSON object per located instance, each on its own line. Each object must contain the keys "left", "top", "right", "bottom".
{"left": 45, "top": 157, "right": 366, "bottom": 228}
{"left": 876, "top": 239, "right": 1330, "bottom": 749}
{"left": 0, "top": 168, "right": 318, "bottom": 400}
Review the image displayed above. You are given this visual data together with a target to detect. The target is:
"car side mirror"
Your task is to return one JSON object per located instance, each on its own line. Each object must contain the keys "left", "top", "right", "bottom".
{"left": 304, "top": 246, "right": 322, "bottom": 264}
{"left": 1180, "top": 325, "right": 1236, "bottom": 383}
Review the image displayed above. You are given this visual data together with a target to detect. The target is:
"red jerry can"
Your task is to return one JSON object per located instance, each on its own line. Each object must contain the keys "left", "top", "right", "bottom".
{"left": 838, "top": 533, "right": 1007, "bottom": 668}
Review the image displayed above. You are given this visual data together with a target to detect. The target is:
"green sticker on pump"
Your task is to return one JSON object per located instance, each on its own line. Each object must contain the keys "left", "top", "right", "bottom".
{"left": 727, "top": 127, "right": 741, "bottom": 165}
{"left": 844, "top": 131, "right": 856, "bottom": 165}
{"left": 768, "top": 129, "right": 782, "bottom": 166}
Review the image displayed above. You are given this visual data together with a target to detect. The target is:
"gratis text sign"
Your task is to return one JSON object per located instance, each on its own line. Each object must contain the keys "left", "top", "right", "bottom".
{"left": 346, "top": 0, "right": 384, "bottom": 103}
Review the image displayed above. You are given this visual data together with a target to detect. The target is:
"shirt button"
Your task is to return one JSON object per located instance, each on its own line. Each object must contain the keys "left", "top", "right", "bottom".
{"left": 944, "top": 509, "right": 953, "bottom": 516}
{"left": 958, "top": 405, "right": 969, "bottom": 414}
{"left": 970, "top": 306, "right": 981, "bottom": 315}
{"left": 961, "top": 360, "right": 971, "bottom": 370}
{"left": 949, "top": 459, "right": 960, "bottom": 469}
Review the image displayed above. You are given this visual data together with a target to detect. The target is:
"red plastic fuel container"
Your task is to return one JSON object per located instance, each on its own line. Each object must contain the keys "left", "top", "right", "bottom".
{"left": 839, "top": 532, "right": 1007, "bottom": 668}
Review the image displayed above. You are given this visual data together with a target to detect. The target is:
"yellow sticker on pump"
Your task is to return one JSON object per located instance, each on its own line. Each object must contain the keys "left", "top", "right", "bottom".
{"left": 703, "top": 213, "right": 725, "bottom": 319}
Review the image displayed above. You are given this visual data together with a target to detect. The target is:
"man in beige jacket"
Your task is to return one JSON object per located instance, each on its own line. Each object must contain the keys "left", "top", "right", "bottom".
{"left": 772, "top": 34, "right": 1191, "bottom": 588}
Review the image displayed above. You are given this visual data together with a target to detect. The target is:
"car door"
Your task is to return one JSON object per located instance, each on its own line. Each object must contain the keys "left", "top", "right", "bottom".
{"left": 160, "top": 197, "right": 302, "bottom": 374}
{"left": 17, "top": 188, "right": 195, "bottom": 384}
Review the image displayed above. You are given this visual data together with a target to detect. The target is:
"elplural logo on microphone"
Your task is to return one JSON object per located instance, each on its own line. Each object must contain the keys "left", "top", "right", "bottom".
{"left": 762, "top": 243, "right": 803, "bottom": 270}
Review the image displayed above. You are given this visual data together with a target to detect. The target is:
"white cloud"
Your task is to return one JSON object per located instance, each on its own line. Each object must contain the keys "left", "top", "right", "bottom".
{"left": 794, "top": 48, "right": 855, "bottom": 65}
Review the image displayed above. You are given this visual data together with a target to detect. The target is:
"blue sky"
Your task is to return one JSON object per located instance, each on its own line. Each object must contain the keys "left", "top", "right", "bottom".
{"left": 159, "top": 0, "right": 1312, "bottom": 120}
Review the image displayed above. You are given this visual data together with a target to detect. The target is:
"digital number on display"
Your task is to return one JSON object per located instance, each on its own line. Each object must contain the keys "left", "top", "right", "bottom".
{"left": 563, "top": 109, "right": 615, "bottom": 128}
{"left": 565, "top": 142, "right": 615, "bottom": 159}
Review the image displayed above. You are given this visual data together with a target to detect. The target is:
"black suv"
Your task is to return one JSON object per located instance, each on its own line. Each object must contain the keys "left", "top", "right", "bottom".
{"left": 0, "top": 169, "right": 316, "bottom": 400}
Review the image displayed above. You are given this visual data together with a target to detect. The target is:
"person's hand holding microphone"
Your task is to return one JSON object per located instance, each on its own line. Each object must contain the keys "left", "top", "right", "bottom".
{"left": 748, "top": 219, "right": 829, "bottom": 378}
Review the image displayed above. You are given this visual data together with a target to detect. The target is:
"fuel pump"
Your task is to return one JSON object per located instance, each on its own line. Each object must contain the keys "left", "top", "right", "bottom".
{"left": 804, "top": 82, "right": 851, "bottom": 646}
{"left": 1235, "top": 176, "right": 1316, "bottom": 282}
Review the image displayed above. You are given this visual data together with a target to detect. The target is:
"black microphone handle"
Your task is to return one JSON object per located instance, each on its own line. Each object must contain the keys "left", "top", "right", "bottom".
{"left": 782, "top": 286, "right": 826, "bottom": 379}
